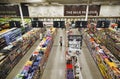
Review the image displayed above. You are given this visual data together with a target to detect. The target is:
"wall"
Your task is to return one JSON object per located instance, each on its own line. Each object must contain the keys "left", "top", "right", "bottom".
{"left": 28, "top": 5, "right": 120, "bottom": 17}
{"left": 100, "top": 5, "right": 120, "bottom": 17}
{"left": 28, "top": 5, "right": 64, "bottom": 17}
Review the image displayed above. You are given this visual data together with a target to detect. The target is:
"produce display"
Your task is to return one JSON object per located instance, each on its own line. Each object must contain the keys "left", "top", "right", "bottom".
{"left": 0, "top": 18, "right": 31, "bottom": 30}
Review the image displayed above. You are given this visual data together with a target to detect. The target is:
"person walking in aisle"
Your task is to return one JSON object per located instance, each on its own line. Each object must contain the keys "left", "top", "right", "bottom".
{"left": 59, "top": 36, "right": 63, "bottom": 46}
{"left": 39, "top": 33, "right": 43, "bottom": 41}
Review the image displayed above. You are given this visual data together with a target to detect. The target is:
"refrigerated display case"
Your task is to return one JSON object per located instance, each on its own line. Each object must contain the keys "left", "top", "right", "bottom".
{"left": 3, "top": 28, "right": 22, "bottom": 45}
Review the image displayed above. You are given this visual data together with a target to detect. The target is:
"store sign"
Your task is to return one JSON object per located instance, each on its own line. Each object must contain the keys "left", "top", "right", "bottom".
{"left": 0, "top": 5, "right": 20, "bottom": 16}
{"left": 64, "top": 5, "right": 100, "bottom": 16}
{"left": 43, "top": 21, "right": 53, "bottom": 27}
{"left": 0, "top": 3, "right": 29, "bottom": 17}
{"left": 68, "top": 35, "right": 82, "bottom": 41}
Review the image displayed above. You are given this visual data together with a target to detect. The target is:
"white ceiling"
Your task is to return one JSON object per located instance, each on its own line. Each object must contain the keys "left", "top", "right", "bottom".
{"left": 0, "top": 0, "right": 120, "bottom": 5}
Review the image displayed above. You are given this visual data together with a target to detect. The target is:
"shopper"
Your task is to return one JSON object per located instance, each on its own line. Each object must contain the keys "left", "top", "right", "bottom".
{"left": 59, "top": 36, "right": 63, "bottom": 46}
{"left": 39, "top": 33, "right": 43, "bottom": 41}
{"left": 80, "top": 66, "right": 82, "bottom": 70}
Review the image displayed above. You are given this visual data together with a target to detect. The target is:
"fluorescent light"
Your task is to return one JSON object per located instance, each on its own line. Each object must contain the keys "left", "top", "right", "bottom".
{"left": 26, "top": 0, "right": 46, "bottom": 2}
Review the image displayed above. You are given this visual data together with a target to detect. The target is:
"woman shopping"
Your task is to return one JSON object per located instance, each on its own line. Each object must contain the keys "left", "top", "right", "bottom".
{"left": 59, "top": 36, "right": 63, "bottom": 46}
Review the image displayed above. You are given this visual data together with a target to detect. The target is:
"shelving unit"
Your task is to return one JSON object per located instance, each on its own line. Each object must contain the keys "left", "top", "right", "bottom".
{"left": 15, "top": 28, "right": 56, "bottom": 79}
{"left": 0, "top": 28, "right": 41, "bottom": 79}
{"left": 65, "top": 29, "right": 82, "bottom": 79}
{"left": 84, "top": 29, "right": 120, "bottom": 79}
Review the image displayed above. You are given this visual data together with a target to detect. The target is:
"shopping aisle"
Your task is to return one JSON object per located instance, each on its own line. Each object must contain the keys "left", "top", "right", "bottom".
{"left": 6, "top": 39, "right": 41, "bottom": 79}
{"left": 73, "top": 29, "right": 103, "bottom": 79}
{"left": 41, "top": 29, "right": 66, "bottom": 79}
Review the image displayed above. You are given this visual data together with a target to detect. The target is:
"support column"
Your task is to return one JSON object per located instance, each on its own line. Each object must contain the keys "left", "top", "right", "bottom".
{"left": 18, "top": 3, "right": 25, "bottom": 27}
{"left": 85, "top": 5, "right": 89, "bottom": 21}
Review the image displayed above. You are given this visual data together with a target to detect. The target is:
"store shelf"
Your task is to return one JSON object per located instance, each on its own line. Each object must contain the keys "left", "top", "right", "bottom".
{"left": 14, "top": 28, "right": 56, "bottom": 79}
{"left": 0, "top": 28, "right": 41, "bottom": 79}
{"left": 6, "top": 39, "right": 41, "bottom": 79}
{"left": 41, "top": 29, "right": 66, "bottom": 79}
{"left": 84, "top": 31, "right": 120, "bottom": 79}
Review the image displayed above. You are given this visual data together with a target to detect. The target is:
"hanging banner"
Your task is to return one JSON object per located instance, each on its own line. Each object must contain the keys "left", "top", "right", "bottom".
{"left": 0, "top": 5, "right": 20, "bottom": 17}
{"left": 64, "top": 5, "right": 100, "bottom": 16}
{"left": 0, "top": 3, "right": 29, "bottom": 17}
{"left": 68, "top": 35, "right": 82, "bottom": 52}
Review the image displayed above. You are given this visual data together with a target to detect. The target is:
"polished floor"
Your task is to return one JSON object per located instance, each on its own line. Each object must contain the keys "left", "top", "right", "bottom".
{"left": 41, "top": 29, "right": 66, "bottom": 79}
{"left": 6, "top": 28, "right": 103, "bottom": 79}
{"left": 41, "top": 28, "right": 103, "bottom": 79}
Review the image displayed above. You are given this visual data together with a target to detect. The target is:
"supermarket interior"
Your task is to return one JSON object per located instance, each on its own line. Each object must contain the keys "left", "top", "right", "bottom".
{"left": 0, "top": 0, "right": 120, "bottom": 79}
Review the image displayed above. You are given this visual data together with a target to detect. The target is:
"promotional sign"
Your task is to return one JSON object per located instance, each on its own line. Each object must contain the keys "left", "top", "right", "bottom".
{"left": 68, "top": 35, "right": 82, "bottom": 51}
{"left": 0, "top": 5, "right": 20, "bottom": 16}
{"left": 53, "top": 21, "right": 65, "bottom": 28}
{"left": 68, "top": 35, "right": 82, "bottom": 41}
{"left": 43, "top": 21, "right": 53, "bottom": 27}
{"left": 64, "top": 5, "right": 100, "bottom": 16}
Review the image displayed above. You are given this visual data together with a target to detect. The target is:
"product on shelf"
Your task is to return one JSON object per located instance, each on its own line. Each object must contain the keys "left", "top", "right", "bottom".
{"left": 0, "top": 28, "right": 41, "bottom": 79}
{"left": 65, "top": 29, "right": 82, "bottom": 79}
{"left": 66, "top": 50, "right": 82, "bottom": 79}
{"left": 3, "top": 28, "right": 22, "bottom": 45}
{"left": 15, "top": 28, "right": 56, "bottom": 79}
{"left": 0, "top": 35, "right": 7, "bottom": 50}
{"left": 84, "top": 31, "right": 120, "bottom": 79}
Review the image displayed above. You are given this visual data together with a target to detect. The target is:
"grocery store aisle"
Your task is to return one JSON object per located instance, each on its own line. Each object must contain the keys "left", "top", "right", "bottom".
{"left": 41, "top": 29, "right": 66, "bottom": 79}
{"left": 6, "top": 39, "right": 41, "bottom": 79}
{"left": 73, "top": 29, "right": 103, "bottom": 79}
